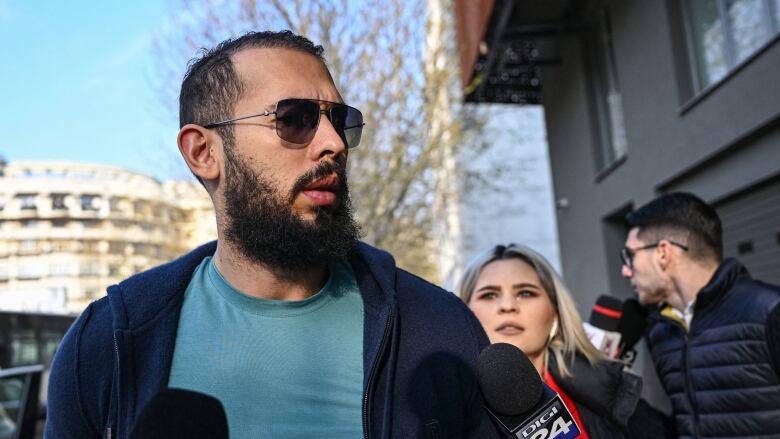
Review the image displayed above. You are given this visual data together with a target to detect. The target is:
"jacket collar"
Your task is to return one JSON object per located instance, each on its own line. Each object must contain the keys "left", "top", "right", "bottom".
{"left": 107, "top": 240, "right": 398, "bottom": 331}
{"left": 649, "top": 258, "right": 749, "bottom": 327}
{"left": 694, "top": 258, "right": 749, "bottom": 313}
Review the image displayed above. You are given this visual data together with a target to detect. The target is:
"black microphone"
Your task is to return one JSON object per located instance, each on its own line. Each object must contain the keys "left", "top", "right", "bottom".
{"left": 130, "top": 388, "right": 229, "bottom": 439}
{"left": 616, "top": 298, "right": 648, "bottom": 365}
{"left": 478, "top": 343, "right": 580, "bottom": 439}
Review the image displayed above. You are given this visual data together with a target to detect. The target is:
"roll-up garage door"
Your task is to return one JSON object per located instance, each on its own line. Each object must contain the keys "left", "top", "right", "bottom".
{"left": 714, "top": 175, "right": 780, "bottom": 285}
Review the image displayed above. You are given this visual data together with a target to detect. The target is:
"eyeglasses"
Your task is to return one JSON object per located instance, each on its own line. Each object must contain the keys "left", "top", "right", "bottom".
{"left": 203, "top": 98, "right": 365, "bottom": 149}
{"left": 620, "top": 241, "right": 689, "bottom": 269}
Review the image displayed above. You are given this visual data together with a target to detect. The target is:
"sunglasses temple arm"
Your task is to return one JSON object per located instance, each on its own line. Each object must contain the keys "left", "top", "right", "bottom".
{"left": 204, "top": 111, "right": 275, "bottom": 128}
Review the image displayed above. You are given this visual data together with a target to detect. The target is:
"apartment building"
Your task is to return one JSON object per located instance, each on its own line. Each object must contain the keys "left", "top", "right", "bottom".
{"left": 455, "top": 0, "right": 780, "bottom": 307}
{"left": 0, "top": 161, "right": 216, "bottom": 313}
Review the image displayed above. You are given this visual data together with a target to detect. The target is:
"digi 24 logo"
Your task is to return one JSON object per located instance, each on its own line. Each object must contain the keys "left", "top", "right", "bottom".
{"left": 515, "top": 397, "right": 580, "bottom": 439}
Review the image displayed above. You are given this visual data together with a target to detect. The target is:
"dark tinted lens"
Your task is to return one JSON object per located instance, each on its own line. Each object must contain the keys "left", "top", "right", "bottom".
{"left": 275, "top": 99, "right": 320, "bottom": 144}
{"left": 329, "top": 105, "right": 364, "bottom": 148}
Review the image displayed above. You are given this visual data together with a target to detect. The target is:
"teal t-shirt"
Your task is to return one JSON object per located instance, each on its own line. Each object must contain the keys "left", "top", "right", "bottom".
{"left": 167, "top": 257, "right": 365, "bottom": 439}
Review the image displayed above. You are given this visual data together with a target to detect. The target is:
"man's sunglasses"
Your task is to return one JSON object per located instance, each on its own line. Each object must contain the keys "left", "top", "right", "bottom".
{"left": 203, "top": 98, "right": 365, "bottom": 149}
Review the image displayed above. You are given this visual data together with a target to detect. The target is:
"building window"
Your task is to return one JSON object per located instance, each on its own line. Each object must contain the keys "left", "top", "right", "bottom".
{"left": 133, "top": 201, "right": 146, "bottom": 216}
{"left": 79, "top": 261, "right": 102, "bottom": 276}
{"left": 52, "top": 219, "right": 68, "bottom": 228}
{"left": 51, "top": 240, "right": 71, "bottom": 252}
{"left": 11, "top": 331, "right": 39, "bottom": 365}
{"left": 17, "top": 265, "right": 42, "bottom": 280}
{"left": 133, "top": 243, "right": 147, "bottom": 255}
{"left": 51, "top": 193, "right": 68, "bottom": 210}
{"left": 686, "top": 0, "right": 780, "bottom": 90}
{"left": 82, "top": 220, "right": 100, "bottom": 229}
{"left": 81, "top": 194, "right": 101, "bottom": 211}
{"left": 81, "top": 241, "right": 101, "bottom": 253}
{"left": 49, "top": 263, "right": 73, "bottom": 276}
{"left": 587, "top": 8, "right": 628, "bottom": 170}
{"left": 16, "top": 193, "right": 37, "bottom": 210}
{"left": 19, "top": 240, "right": 38, "bottom": 254}
{"left": 109, "top": 242, "right": 127, "bottom": 254}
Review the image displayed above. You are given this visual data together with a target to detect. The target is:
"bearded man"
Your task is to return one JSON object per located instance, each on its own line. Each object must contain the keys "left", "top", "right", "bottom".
{"left": 45, "top": 31, "right": 499, "bottom": 439}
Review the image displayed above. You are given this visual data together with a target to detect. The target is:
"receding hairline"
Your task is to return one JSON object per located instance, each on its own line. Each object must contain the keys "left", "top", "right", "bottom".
{"left": 228, "top": 46, "right": 333, "bottom": 90}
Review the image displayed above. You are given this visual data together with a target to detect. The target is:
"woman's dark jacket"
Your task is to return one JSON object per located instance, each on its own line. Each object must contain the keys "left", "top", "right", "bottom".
{"left": 548, "top": 354, "right": 674, "bottom": 439}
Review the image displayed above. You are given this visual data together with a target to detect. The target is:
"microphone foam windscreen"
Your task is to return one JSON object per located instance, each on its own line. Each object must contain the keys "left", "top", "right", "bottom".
{"left": 617, "top": 298, "right": 648, "bottom": 350}
{"left": 131, "top": 388, "right": 229, "bottom": 439}
{"left": 589, "top": 295, "right": 623, "bottom": 331}
{"left": 478, "top": 343, "right": 543, "bottom": 416}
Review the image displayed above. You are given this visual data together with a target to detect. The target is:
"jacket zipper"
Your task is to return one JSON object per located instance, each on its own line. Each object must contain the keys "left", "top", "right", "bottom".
{"left": 678, "top": 323, "right": 701, "bottom": 439}
{"left": 106, "top": 332, "right": 120, "bottom": 439}
{"left": 362, "top": 307, "right": 394, "bottom": 439}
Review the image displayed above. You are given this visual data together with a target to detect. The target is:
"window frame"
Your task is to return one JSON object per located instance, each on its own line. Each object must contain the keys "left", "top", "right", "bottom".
{"left": 684, "top": 0, "right": 780, "bottom": 92}
{"left": 584, "top": 6, "right": 629, "bottom": 176}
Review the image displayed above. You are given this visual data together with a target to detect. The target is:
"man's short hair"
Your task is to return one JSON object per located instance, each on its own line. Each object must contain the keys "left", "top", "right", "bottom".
{"left": 626, "top": 192, "right": 723, "bottom": 262}
{"left": 179, "top": 30, "right": 325, "bottom": 131}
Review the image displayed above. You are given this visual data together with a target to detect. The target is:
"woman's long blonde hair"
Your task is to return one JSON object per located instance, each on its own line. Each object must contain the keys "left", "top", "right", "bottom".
{"left": 456, "top": 243, "right": 604, "bottom": 377}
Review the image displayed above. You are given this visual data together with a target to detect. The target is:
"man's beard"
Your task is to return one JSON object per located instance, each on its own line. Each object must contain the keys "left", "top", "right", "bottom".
{"left": 222, "top": 148, "right": 360, "bottom": 280}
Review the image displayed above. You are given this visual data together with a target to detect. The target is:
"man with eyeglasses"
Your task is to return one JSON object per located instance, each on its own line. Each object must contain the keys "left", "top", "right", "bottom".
{"left": 45, "top": 31, "right": 500, "bottom": 439}
{"left": 621, "top": 192, "right": 780, "bottom": 439}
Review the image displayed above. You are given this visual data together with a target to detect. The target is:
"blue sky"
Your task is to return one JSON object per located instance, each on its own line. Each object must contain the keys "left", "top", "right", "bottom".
{"left": 0, "top": 1, "right": 192, "bottom": 180}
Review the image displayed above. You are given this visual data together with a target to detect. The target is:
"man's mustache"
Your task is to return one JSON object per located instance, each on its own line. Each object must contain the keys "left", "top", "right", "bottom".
{"left": 289, "top": 160, "right": 348, "bottom": 202}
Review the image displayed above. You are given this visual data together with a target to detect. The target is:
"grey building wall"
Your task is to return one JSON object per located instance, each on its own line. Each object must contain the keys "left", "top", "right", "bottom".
{"left": 541, "top": 0, "right": 780, "bottom": 309}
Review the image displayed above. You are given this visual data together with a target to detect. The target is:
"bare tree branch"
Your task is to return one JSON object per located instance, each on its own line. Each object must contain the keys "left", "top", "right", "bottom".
{"left": 152, "top": 0, "right": 491, "bottom": 282}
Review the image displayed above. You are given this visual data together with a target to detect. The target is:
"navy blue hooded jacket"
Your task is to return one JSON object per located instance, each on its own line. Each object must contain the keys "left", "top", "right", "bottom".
{"left": 44, "top": 241, "right": 501, "bottom": 439}
{"left": 647, "top": 259, "right": 780, "bottom": 439}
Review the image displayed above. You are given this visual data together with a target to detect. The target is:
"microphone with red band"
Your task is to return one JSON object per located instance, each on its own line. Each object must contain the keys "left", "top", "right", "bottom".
{"left": 130, "top": 388, "right": 229, "bottom": 439}
{"left": 583, "top": 295, "right": 623, "bottom": 358}
{"left": 589, "top": 295, "right": 623, "bottom": 331}
{"left": 583, "top": 295, "right": 648, "bottom": 365}
{"left": 478, "top": 343, "right": 581, "bottom": 439}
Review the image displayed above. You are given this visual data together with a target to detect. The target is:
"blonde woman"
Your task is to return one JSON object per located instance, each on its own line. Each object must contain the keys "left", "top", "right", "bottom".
{"left": 457, "top": 244, "right": 672, "bottom": 439}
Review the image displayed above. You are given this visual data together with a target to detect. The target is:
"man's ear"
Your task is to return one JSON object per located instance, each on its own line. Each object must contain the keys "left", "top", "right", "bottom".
{"left": 658, "top": 240, "right": 672, "bottom": 270}
{"left": 178, "top": 124, "right": 220, "bottom": 182}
